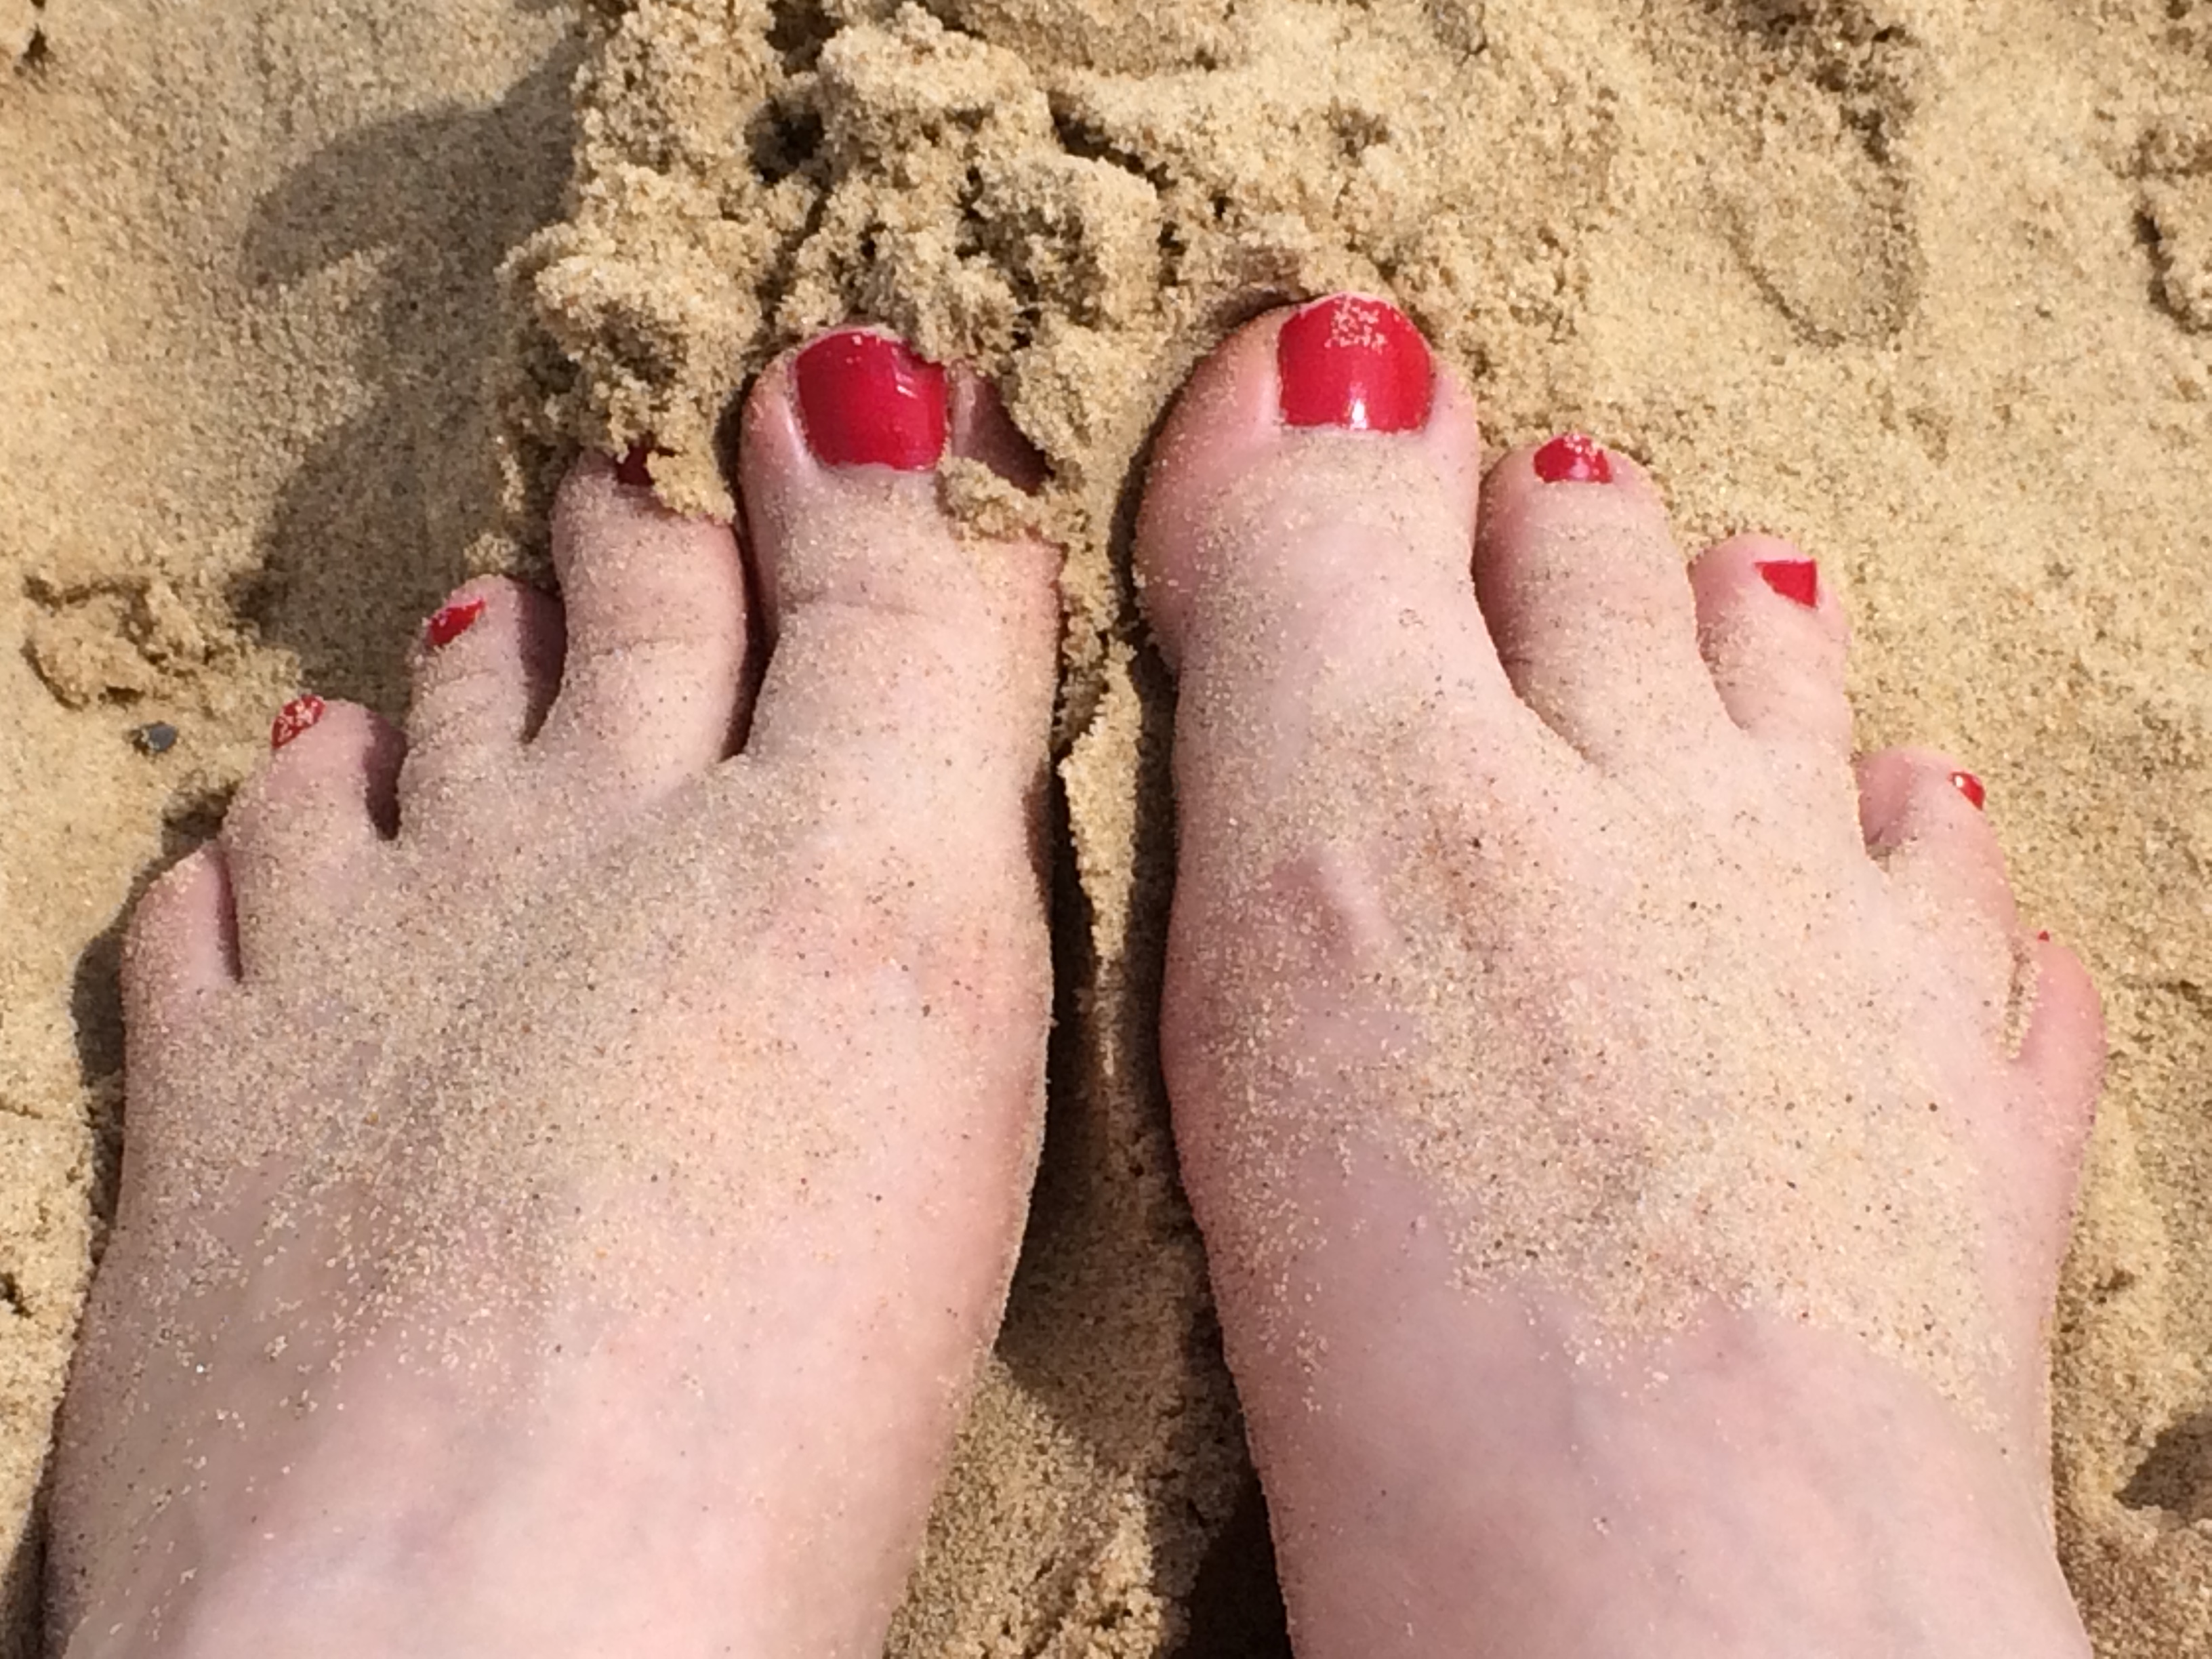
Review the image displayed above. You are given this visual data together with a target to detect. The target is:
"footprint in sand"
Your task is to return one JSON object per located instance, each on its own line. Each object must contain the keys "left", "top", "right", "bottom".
{"left": 1671, "top": 0, "right": 1925, "bottom": 346}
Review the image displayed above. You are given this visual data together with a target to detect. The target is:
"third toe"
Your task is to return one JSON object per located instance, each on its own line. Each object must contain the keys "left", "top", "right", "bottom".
{"left": 1688, "top": 534, "right": 1853, "bottom": 762}
{"left": 398, "top": 575, "right": 563, "bottom": 830}
{"left": 1474, "top": 437, "right": 1732, "bottom": 771}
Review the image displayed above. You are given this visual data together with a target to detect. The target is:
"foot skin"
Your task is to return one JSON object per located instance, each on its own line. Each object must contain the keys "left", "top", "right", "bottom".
{"left": 1137, "top": 298, "right": 2103, "bottom": 1658}
{"left": 49, "top": 332, "right": 1060, "bottom": 1658}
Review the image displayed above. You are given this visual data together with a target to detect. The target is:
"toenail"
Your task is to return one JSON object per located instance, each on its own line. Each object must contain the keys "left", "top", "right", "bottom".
{"left": 1754, "top": 558, "right": 1820, "bottom": 609}
{"left": 793, "top": 328, "right": 948, "bottom": 471}
{"left": 614, "top": 442, "right": 658, "bottom": 489}
{"left": 1948, "top": 769, "right": 1986, "bottom": 810}
{"left": 425, "top": 595, "right": 488, "bottom": 649}
{"left": 1532, "top": 432, "right": 1614, "bottom": 484}
{"left": 1275, "top": 294, "right": 1434, "bottom": 432}
{"left": 270, "top": 695, "right": 327, "bottom": 750}
{"left": 2037, "top": 929, "right": 2052, "bottom": 941}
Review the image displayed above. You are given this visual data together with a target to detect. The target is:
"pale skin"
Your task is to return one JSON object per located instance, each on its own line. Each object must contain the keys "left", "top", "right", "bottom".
{"left": 47, "top": 303, "right": 2104, "bottom": 1657}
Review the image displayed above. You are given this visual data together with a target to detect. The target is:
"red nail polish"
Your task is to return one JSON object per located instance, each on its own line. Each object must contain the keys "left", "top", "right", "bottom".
{"left": 270, "top": 695, "right": 327, "bottom": 750}
{"left": 615, "top": 443, "right": 656, "bottom": 488}
{"left": 2036, "top": 930, "right": 2052, "bottom": 942}
{"left": 793, "top": 329, "right": 947, "bottom": 470}
{"left": 1532, "top": 432, "right": 1613, "bottom": 484}
{"left": 1949, "top": 769, "right": 1986, "bottom": 811}
{"left": 1755, "top": 558, "right": 1820, "bottom": 609}
{"left": 426, "top": 595, "right": 487, "bottom": 649}
{"left": 1276, "top": 295, "right": 1434, "bottom": 432}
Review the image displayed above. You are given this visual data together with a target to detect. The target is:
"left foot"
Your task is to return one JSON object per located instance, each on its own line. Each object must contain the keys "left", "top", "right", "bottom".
{"left": 49, "top": 331, "right": 1060, "bottom": 1658}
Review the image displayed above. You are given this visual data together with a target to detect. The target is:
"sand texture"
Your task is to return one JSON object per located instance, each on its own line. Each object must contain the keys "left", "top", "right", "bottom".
{"left": 3, "top": 0, "right": 2211, "bottom": 1652}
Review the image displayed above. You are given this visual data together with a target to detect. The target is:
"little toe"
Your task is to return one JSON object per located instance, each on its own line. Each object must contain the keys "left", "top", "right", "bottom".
{"left": 529, "top": 453, "right": 754, "bottom": 804}
{"left": 121, "top": 846, "right": 240, "bottom": 1027}
{"left": 398, "top": 575, "right": 562, "bottom": 828}
{"left": 1856, "top": 746, "right": 2018, "bottom": 945}
{"left": 1133, "top": 296, "right": 1511, "bottom": 804}
{"left": 1689, "top": 535, "right": 1853, "bottom": 759}
{"left": 1474, "top": 437, "right": 1733, "bottom": 770}
{"left": 735, "top": 328, "right": 1060, "bottom": 819}
{"left": 220, "top": 697, "right": 402, "bottom": 976}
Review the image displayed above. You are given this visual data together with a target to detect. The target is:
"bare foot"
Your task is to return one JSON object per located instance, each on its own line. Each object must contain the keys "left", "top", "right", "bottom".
{"left": 49, "top": 330, "right": 1059, "bottom": 1658}
{"left": 1136, "top": 297, "right": 2103, "bottom": 1658}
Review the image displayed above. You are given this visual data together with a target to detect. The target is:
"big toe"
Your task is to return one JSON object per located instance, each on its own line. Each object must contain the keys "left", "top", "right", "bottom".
{"left": 736, "top": 327, "right": 1060, "bottom": 838}
{"left": 1134, "top": 296, "right": 1513, "bottom": 815}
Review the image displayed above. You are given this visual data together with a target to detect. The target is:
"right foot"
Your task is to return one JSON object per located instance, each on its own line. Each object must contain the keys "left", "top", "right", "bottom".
{"left": 50, "top": 331, "right": 1060, "bottom": 1658}
{"left": 1137, "top": 297, "right": 2103, "bottom": 1658}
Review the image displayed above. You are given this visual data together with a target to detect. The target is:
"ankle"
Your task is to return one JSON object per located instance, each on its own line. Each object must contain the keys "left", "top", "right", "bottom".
{"left": 1256, "top": 1294, "right": 2090, "bottom": 1659}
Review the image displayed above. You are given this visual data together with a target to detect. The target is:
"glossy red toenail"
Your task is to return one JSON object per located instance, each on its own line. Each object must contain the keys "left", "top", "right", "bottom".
{"left": 1275, "top": 295, "right": 1434, "bottom": 432}
{"left": 2037, "top": 929, "right": 2052, "bottom": 942}
{"left": 1755, "top": 558, "right": 1820, "bottom": 609}
{"left": 426, "top": 595, "right": 487, "bottom": 649}
{"left": 1949, "top": 769, "right": 1986, "bottom": 810}
{"left": 1532, "top": 432, "right": 1612, "bottom": 483}
{"left": 270, "top": 695, "right": 327, "bottom": 750}
{"left": 794, "top": 329, "right": 947, "bottom": 470}
{"left": 615, "top": 443, "right": 656, "bottom": 488}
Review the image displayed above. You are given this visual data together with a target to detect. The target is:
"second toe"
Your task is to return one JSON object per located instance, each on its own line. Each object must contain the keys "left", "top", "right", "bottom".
{"left": 527, "top": 454, "right": 756, "bottom": 806}
{"left": 1474, "top": 438, "right": 1734, "bottom": 774}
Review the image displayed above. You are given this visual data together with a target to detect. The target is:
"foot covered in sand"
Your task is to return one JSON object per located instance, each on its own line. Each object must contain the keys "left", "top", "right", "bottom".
{"left": 56, "top": 298, "right": 2103, "bottom": 1659}
{"left": 49, "top": 332, "right": 1060, "bottom": 1657}
{"left": 1137, "top": 297, "right": 2103, "bottom": 1658}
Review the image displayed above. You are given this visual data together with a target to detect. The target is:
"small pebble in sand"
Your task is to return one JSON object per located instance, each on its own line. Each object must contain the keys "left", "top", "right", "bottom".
{"left": 130, "top": 722, "right": 179, "bottom": 756}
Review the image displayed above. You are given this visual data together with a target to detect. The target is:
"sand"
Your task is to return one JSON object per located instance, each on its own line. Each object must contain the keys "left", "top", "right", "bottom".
{"left": 1, "top": 0, "right": 2209, "bottom": 1652}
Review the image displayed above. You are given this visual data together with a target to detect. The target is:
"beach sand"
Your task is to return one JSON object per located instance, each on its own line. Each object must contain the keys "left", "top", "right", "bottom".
{"left": 3, "top": 0, "right": 2209, "bottom": 1652}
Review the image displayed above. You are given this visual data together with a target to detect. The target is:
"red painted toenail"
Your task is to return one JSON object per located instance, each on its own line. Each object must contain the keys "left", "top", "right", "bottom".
{"left": 1949, "top": 769, "right": 1986, "bottom": 810}
{"left": 1532, "top": 432, "right": 1613, "bottom": 483}
{"left": 1275, "top": 295, "right": 1434, "bottom": 432}
{"left": 426, "top": 595, "right": 487, "bottom": 649}
{"left": 793, "top": 328, "right": 947, "bottom": 470}
{"left": 1755, "top": 558, "right": 1820, "bottom": 609}
{"left": 2037, "top": 929, "right": 2052, "bottom": 942}
{"left": 614, "top": 443, "right": 657, "bottom": 488}
{"left": 270, "top": 695, "right": 327, "bottom": 750}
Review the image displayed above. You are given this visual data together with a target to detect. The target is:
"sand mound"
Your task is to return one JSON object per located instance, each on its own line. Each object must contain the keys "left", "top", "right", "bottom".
{"left": 4, "top": 0, "right": 2211, "bottom": 1652}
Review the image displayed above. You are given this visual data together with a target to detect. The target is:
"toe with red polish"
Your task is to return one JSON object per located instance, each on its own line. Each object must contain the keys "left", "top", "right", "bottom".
{"left": 1275, "top": 295, "right": 1434, "bottom": 433}
{"left": 425, "top": 596, "right": 487, "bottom": 649}
{"left": 1755, "top": 558, "right": 1820, "bottom": 609}
{"left": 794, "top": 329, "right": 949, "bottom": 471}
{"left": 1532, "top": 432, "right": 1613, "bottom": 484}
{"left": 270, "top": 695, "right": 327, "bottom": 750}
